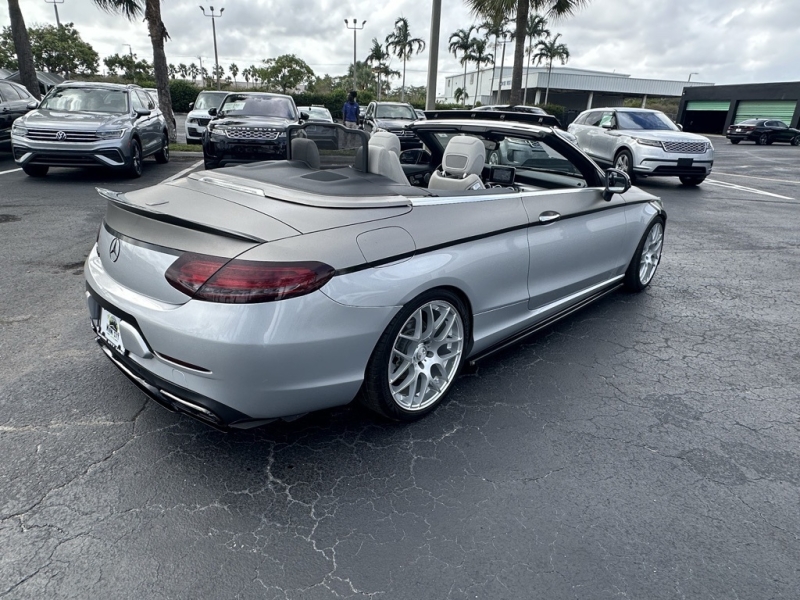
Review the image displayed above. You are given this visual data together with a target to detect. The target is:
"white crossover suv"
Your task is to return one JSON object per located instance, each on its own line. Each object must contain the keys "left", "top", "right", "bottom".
{"left": 184, "top": 90, "right": 228, "bottom": 144}
{"left": 569, "top": 107, "right": 713, "bottom": 186}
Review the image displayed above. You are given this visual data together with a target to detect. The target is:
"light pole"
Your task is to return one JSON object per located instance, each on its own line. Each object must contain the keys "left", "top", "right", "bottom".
{"left": 199, "top": 6, "right": 224, "bottom": 90}
{"left": 344, "top": 18, "right": 366, "bottom": 92}
{"left": 425, "top": 0, "right": 441, "bottom": 110}
{"left": 496, "top": 35, "right": 508, "bottom": 103}
{"left": 123, "top": 44, "right": 135, "bottom": 83}
{"left": 44, "top": 0, "right": 63, "bottom": 27}
{"left": 688, "top": 72, "right": 699, "bottom": 82}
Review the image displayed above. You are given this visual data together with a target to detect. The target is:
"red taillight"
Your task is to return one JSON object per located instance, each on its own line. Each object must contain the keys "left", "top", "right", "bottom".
{"left": 165, "top": 252, "right": 334, "bottom": 303}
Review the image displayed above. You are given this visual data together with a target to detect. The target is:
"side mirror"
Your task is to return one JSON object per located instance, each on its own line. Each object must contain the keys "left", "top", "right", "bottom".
{"left": 677, "top": 124, "right": 684, "bottom": 131}
{"left": 600, "top": 122, "right": 614, "bottom": 129}
{"left": 135, "top": 108, "right": 151, "bottom": 117}
{"left": 207, "top": 107, "right": 217, "bottom": 117}
{"left": 188, "top": 102, "right": 194, "bottom": 110}
{"left": 603, "top": 168, "right": 631, "bottom": 201}
{"left": 26, "top": 100, "right": 39, "bottom": 110}
{"left": 300, "top": 111, "right": 310, "bottom": 121}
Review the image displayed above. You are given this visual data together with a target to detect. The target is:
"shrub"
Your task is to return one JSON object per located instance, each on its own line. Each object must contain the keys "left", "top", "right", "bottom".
{"left": 169, "top": 80, "right": 201, "bottom": 112}
{"left": 536, "top": 103, "right": 566, "bottom": 124}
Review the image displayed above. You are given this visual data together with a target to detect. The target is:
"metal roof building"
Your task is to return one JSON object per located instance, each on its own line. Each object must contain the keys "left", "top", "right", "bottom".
{"left": 443, "top": 66, "right": 713, "bottom": 113}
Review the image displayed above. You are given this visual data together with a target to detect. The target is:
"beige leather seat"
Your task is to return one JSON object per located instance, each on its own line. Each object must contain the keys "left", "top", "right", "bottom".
{"left": 368, "top": 131, "right": 408, "bottom": 185}
{"left": 290, "top": 137, "right": 320, "bottom": 169}
{"left": 428, "top": 135, "right": 485, "bottom": 191}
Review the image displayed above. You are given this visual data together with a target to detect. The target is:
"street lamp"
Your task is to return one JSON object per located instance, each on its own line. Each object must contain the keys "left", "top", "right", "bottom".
{"left": 344, "top": 18, "right": 366, "bottom": 92}
{"left": 199, "top": 6, "right": 224, "bottom": 90}
{"left": 123, "top": 44, "right": 135, "bottom": 83}
{"left": 688, "top": 72, "right": 699, "bottom": 82}
{"left": 44, "top": 0, "right": 63, "bottom": 27}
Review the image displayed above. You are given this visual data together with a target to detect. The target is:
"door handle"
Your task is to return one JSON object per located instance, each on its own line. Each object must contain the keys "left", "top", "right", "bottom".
{"left": 538, "top": 211, "right": 561, "bottom": 223}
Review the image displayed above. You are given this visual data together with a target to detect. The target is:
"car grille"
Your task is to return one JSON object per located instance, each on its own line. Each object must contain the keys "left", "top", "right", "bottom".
{"left": 662, "top": 141, "right": 708, "bottom": 153}
{"left": 194, "top": 118, "right": 211, "bottom": 127}
{"left": 225, "top": 128, "right": 280, "bottom": 140}
{"left": 25, "top": 128, "right": 100, "bottom": 142}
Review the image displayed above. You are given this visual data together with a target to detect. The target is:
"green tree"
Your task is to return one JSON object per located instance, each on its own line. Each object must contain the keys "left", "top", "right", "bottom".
{"left": 178, "top": 62, "right": 188, "bottom": 79}
{"left": 212, "top": 63, "right": 225, "bottom": 85}
{"left": 262, "top": 54, "right": 315, "bottom": 93}
{"left": 5, "top": 0, "right": 39, "bottom": 98}
{"left": 104, "top": 52, "right": 152, "bottom": 81}
{"left": 521, "top": 14, "right": 549, "bottom": 104}
{"left": 449, "top": 26, "right": 476, "bottom": 106}
{"left": 93, "top": 0, "right": 177, "bottom": 141}
{"left": 188, "top": 62, "right": 198, "bottom": 83}
{"left": 531, "top": 32, "right": 569, "bottom": 104}
{"left": 229, "top": 62, "right": 239, "bottom": 86}
{"left": 478, "top": 15, "right": 511, "bottom": 104}
{"left": 454, "top": 87, "right": 469, "bottom": 104}
{"left": 466, "top": 37, "right": 493, "bottom": 106}
{"left": 347, "top": 60, "right": 378, "bottom": 94}
{"left": 365, "top": 38, "right": 398, "bottom": 100}
{"left": 0, "top": 23, "right": 99, "bottom": 76}
{"left": 385, "top": 17, "right": 426, "bottom": 102}
{"left": 466, "top": 0, "right": 588, "bottom": 105}
{"left": 168, "top": 62, "right": 176, "bottom": 78}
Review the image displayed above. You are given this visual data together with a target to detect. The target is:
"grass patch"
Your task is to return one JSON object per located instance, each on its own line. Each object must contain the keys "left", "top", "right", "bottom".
{"left": 169, "top": 143, "right": 202, "bottom": 152}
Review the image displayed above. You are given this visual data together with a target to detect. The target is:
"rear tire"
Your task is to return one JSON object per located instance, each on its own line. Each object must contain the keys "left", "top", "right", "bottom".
{"left": 361, "top": 289, "right": 470, "bottom": 421}
{"left": 679, "top": 175, "right": 705, "bottom": 186}
{"left": 730, "top": 139, "right": 740, "bottom": 144}
{"left": 22, "top": 164, "right": 48, "bottom": 177}
{"left": 613, "top": 149, "right": 637, "bottom": 183}
{"left": 128, "top": 140, "right": 143, "bottom": 178}
{"left": 154, "top": 134, "right": 170, "bottom": 164}
{"left": 792, "top": 136, "right": 800, "bottom": 146}
{"left": 624, "top": 217, "right": 664, "bottom": 292}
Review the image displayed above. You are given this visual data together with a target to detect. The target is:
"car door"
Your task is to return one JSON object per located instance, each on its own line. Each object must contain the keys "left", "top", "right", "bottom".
{"left": 773, "top": 121, "right": 792, "bottom": 142}
{"left": 0, "top": 82, "right": 28, "bottom": 141}
{"left": 131, "top": 90, "right": 158, "bottom": 152}
{"left": 516, "top": 137, "right": 629, "bottom": 313}
{"left": 591, "top": 111, "right": 619, "bottom": 163}
{"left": 577, "top": 111, "right": 606, "bottom": 161}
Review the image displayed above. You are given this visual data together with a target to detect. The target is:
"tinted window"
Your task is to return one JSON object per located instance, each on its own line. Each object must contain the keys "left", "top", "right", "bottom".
{"left": 40, "top": 87, "right": 130, "bottom": 113}
{"left": 194, "top": 91, "right": 227, "bottom": 110}
{"left": 616, "top": 110, "right": 678, "bottom": 131}
{"left": 131, "top": 91, "right": 147, "bottom": 111}
{"left": 0, "top": 82, "right": 23, "bottom": 100}
{"left": 737, "top": 119, "right": 759, "bottom": 125}
{"left": 375, "top": 105, "right": 416, "bottom": 119}
{"left": 220, "top": 94, "right": 297, "bottom": 119}
{"left": 136, "top": 90, "right": 154, "bottom": 110}
{"left": 584, "top": 111, "right": 605, "bottom": 127}
{"left": 776, "top": 121, "right": 789, "bottom": 128}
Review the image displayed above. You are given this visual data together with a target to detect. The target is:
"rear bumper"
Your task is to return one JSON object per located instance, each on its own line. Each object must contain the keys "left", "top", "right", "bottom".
{"left": 726, "top": 133, "right": 756, "bottom": 141}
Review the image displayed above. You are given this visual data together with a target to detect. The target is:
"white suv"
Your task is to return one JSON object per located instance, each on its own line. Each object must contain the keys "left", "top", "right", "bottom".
{"left": 568, "top": 107, "right": 713, "bottom": 186}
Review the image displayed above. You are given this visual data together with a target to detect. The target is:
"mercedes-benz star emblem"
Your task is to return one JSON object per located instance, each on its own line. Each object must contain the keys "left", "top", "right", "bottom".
{"left": 109, "top": 238, "right": 121, "bottom": 262}
{"left": 56, "top": 131, "right": 67, "bottom": 141}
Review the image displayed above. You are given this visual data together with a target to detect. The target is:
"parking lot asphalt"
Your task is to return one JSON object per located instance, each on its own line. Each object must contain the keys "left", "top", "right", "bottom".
{"left": 1, "top": 143, "right": 799, "bottom": 599}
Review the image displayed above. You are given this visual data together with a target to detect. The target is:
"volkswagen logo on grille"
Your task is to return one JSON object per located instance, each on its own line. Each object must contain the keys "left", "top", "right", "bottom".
{"left": 109, "top": 237, "right": 121, "bottom": 262}
{"left": 56, "top": 131, "right": 67, "bottom": 141}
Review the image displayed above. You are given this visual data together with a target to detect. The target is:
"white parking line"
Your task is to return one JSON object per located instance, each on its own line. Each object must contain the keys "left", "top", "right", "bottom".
{"left": 710, "top": 171, "right": 800, "bottom": 185}
{"left": 160, "top": 159, "right": 203, "bottom": 184}
{"left": 705, "top": 179, "right": 794, "bottom": 200}
{"left": 0, "top": 168, "right": 22, "bottom": 176}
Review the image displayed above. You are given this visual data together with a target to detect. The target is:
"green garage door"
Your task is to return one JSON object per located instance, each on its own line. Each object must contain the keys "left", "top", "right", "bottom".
{"left": 686, "top": 101, "right": 730, "bottom": 111}
{"left": 734, "top": 100, "right": 797, "bottom": 123}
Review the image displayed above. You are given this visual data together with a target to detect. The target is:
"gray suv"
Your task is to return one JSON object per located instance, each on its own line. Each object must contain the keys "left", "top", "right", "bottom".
{"left": 11, "top": 82, "right": 169, "bottom": 178}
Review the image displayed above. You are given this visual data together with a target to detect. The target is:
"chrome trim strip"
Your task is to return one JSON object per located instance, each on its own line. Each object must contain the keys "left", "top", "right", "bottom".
{"left": 411, "top": 187, "right": 600, "bottom": 207}
{"left": 530, "top": 275, "right": 624, "bottom": 317}
{"left": 192, "top": 176, "right": 267, "bottom": 197}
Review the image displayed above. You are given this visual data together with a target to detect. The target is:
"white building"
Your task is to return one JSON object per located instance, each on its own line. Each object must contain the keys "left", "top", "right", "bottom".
{"left": 443, "top": 66, "right": 713, "bottom": 113}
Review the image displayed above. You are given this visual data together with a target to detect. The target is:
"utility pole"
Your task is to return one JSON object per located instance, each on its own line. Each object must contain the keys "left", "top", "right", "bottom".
{"left": 344, "top": 19, "right": 366, "bottom": 92}
{"left": 44, "top": 0, "right": 63, "bottom": 27}
{"left": 425, "top": 0, "right": 441, "bottom": 110}
{"left": 197, "top": 56, "right": 204, "bottom": 86}
{"left": 496, "top": 37, "right": 507, "bottom": 104}
{"left": 688, "top": 72, "right": 699, "bottom": 82}
{"left": 200, "top": 6, "right": 224, "bottom": 90}
{"left": 124, "top": 44, "right": 135, "bottom": 83}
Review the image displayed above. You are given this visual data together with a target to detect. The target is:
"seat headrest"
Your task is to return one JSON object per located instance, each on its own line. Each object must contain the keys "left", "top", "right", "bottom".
{"left": 290, "top": 137, "right": 320, "bottom": 169}
{"left": 442, "top": 135, "right": 485, "bottom": 177}
{"left": 369, "top": 131, "right": 401, "bottom": 158}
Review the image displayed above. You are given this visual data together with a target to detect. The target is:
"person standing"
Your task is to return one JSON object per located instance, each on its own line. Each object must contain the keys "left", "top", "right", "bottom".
{"left": 342, "top": 91, "right": 359, "bottom": 129}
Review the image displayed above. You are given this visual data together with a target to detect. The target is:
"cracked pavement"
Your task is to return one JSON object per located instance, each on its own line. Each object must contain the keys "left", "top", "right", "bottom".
{"left": 1, "top": 142, "right": 799, "bottom": 598}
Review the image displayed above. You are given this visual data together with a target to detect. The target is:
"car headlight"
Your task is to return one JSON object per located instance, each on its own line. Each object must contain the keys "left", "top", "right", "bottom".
{"left": 11, "top": 123, "right": 27, "bottom": 137}
{"left": 635, "top": 138, "right": 662, "bottom": 148}
{"left": 706, "top": 142, "right": 714, "bottom": 151}
{"left": 96, "top": 129, "right": 127, "bottom": 140}
{"left": 277, "top": 131, "right": 286, "bottom": 138}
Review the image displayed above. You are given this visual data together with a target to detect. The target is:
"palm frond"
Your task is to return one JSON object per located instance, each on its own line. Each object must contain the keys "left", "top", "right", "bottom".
{"left": 92, "top": 0, "right": 143, "bottom": 20}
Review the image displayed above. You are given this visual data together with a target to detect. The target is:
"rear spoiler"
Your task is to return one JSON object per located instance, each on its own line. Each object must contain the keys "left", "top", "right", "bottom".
{"left": 422, "top": 110, "right": 562, "bottom": 128}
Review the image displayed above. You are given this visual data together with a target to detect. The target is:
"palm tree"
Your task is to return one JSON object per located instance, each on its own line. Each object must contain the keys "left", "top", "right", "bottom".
{"left": 188, "top": 62, "right": 199, "bottom": 83}
{"left": 449, "top": 26, "right": 475, "bottom": 105}
{"left": 454, "top": 87, "right": 469, "bottom": 105}
{"left": 531, "top": 32, "right": 569, "bottom": 104}
{"left": 478, "top": 15, "right": 510, "bottom": 105}
{"left": 385, "top": 17, "right": 426, "bottom": 102}
{"left": 6, "top": 0, "right": 40, "bottom": 98}
{"left": 168, "top": 63, "right": 177, "bottom": 79}
{"left": 229, "top": 62, "right": 239, "bottom": 87}
{"left": 522, "top": 14, "right": 549, "bottom": 105}
{"left": 366, "top": 39, "right": 398, "bottom": 100}
{"left": 93, "top": 0, "right": 177, "bottom": 141}
{"left": 466, "top": 38, "right": 493, "bottom": 106}
{"left": 178, "top": 62, "right": 188, "bottom": 79}
{"left": 466, "top": 0, "right": 588, "bottom": 105}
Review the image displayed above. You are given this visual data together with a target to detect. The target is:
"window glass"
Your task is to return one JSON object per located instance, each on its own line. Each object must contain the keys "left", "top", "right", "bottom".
{"left": 220, "top": 94, "right": 297, "bottom": 119}
{"left": 776, "top": 121, "right": 788, "bottom": 128}
{"left": 0, "top": 83, "right": 22, "bottom": 100}
{"left": 136, "top": 91, "right": 154, "bottom": 110}
{"left": 598, "top": 111, "right": 615, "bottom": 128}
{"left": 584, "top": 111, "right": 605, "bottom": 127}
{"left": 616, "top": 110, "right": 678, "bottom": 131}
{"left": 194, "top": 91, "right": 227, "bottom": 110}
{"left": 375, "top": 104, "right": 416, "bottom": 119}
{"left": 40, "top": 87, "right": 129, "bottom": 113}
{"left": 131, "top": 91, "right": 147, "bottom": 111}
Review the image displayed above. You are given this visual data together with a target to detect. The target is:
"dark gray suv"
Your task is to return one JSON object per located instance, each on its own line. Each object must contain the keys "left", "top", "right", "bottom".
{"left": 11, "top": 82, "right": 169, "bottom": 178}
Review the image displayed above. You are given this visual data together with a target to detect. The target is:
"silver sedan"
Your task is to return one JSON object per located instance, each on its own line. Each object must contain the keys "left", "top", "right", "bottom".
{"left": 85, "top": 115, "right": 665, "bottom": 429}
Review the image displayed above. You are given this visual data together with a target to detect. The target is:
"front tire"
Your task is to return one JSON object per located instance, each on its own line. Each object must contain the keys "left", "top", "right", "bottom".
{"left": 22, "top": 164, "right": 48, "bottom": 177}
{"left": 679, "top": 175, "right": 706, "bottom": 186}
{"left": 361, "top": 289, "right": 470, "bottom": 421}
{"left": 791, "top": 135, "right": 800, "bottom": 146}
{"left": 128, "top": 140, "right": 143, "bottom": 178}
{"left": 624, "top": 217, "right": 664, "bottom": 292}
{"left": 154, "top": 134, "right": 170, "bottom": 164}
{"left": 614, "top": 149, "right": 636, "bottom": 182}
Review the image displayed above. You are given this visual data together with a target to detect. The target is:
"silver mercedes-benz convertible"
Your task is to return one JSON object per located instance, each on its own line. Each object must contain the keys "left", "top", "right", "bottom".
{"left": 85, "top": 111, "right": 665, "bottom": 430}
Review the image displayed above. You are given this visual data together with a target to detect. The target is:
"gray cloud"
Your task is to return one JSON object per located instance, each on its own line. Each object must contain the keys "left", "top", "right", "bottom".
{"left": 2, "top": 0, "right": 798, "bottom": 93}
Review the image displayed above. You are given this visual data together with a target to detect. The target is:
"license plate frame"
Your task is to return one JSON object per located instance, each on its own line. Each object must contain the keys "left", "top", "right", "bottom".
{"left": 677, "top": 158, "right": 694, "bottom": 167}
{"left": 99, "top": 308, "right": 125, "bottom": 353}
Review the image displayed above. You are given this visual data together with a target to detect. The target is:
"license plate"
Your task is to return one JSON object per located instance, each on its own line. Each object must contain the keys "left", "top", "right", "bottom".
{"left": 100, "top": 309, "right": 125, "bottom": 353}
{"left": 735, "top": 128, "right": 742, "bottom": 132}
{"left": 677, "top": 158, "right": 694, "bottom": 167}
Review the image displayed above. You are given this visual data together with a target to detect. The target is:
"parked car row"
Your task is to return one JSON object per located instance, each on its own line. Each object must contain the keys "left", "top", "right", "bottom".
{"left": 726, "top": 119, "right": 800, "bottom": 145}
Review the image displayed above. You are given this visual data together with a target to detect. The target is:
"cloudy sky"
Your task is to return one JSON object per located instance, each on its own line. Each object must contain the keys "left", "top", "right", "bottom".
{"left": 2, "top": 0, "right": 799, "bottom": 93}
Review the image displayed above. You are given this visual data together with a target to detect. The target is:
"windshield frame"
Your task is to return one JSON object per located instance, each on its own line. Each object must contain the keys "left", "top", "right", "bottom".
{"left": 39, "top": 86, "right": 131, "bottom": 115}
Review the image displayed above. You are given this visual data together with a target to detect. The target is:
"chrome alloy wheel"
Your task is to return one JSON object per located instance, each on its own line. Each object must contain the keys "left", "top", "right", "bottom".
{"left": 388, "top": 301, "right": 464, "bottom": 411}
{"left": 639, "top": 221, "right": 664, "bottom": 285}
{"left": 615, "top": 153, "right": 630, "bottom": 171}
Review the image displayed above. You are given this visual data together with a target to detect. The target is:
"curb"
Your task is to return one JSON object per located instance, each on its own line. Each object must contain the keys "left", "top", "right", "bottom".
{"left": 171, "top": 151, "right": 204, "bottom": 157}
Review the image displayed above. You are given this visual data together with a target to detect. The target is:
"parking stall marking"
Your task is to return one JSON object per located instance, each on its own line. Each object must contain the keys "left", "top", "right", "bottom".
{"left": 160, "top": 159, "right": 203, "bottom": 184}
{"left": 0, "top": 168, "right": 22, "bottom": 176}
{"left": 705, "top": 178, "right": 794, "bottom": 200}
{"left": 709, "top": 171, "right": 800, "bottom": 185}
